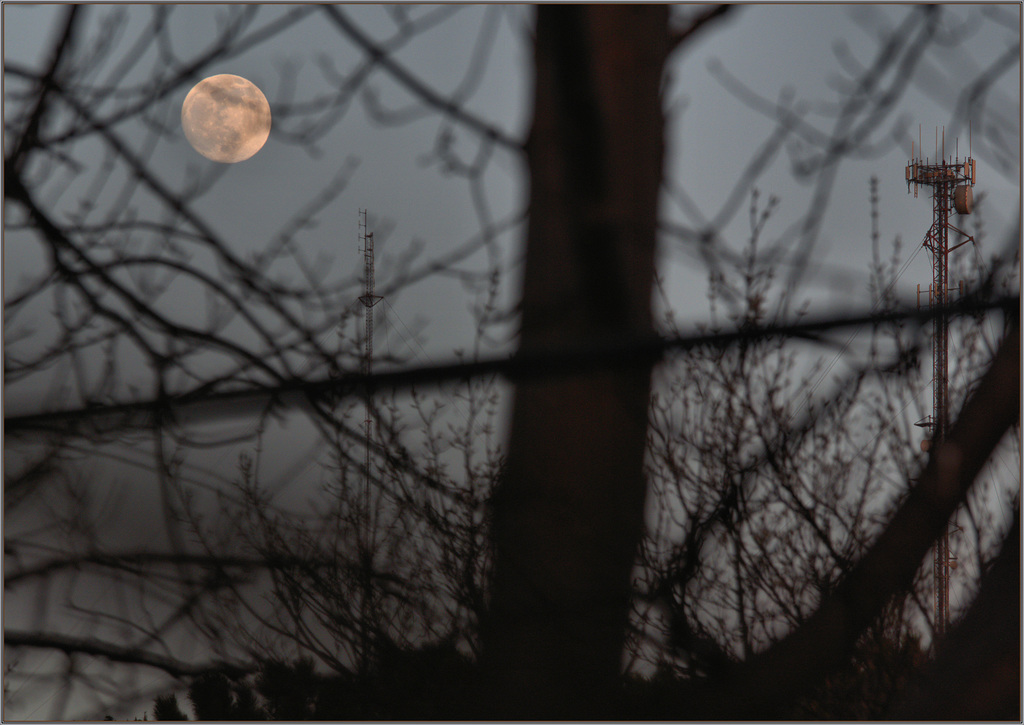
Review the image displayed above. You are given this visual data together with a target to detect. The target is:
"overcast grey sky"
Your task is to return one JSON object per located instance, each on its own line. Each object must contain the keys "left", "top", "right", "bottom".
{"left": 3, "top": 4, "right": 1020, "bottom": 719}
{"left": 5, "top": 4, "right": 1018, "bottom": 373}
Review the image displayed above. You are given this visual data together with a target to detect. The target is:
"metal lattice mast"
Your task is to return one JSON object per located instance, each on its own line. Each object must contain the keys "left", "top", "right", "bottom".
{"left": 907, "top": 125, "right": 976, "bottom": 639}
{"left": 356, "top": 209, "right": 383, "bottom": 676}
{"left": 358, "top": 209, "right": 383, "bottom": 481}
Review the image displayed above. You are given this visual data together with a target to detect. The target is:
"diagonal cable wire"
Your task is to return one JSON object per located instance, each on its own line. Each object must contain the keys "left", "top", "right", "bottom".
{"left": 5, "top": 293, "right": 1016, "bottom": 439}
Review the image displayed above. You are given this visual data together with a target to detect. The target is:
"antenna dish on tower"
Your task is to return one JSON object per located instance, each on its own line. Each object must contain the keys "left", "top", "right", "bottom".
{"left": 954, "top": 185, "right": 973, "bottom": 215}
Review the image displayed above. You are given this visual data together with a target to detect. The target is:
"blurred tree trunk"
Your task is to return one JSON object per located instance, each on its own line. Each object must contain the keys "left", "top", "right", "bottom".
{"left": 889, "top": 511, "right": 1020, "bottom": 720}
{"left": 481, "top": 6, "right": 669, "bottom": 718}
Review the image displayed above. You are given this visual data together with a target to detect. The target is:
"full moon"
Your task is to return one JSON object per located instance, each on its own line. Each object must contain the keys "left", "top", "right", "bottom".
{"left": 181, "top": 74, "right": 271, "bottom": 163}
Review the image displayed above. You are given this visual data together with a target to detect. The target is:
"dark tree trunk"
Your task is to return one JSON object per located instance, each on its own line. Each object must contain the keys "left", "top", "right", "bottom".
{"left": 481, "top": 6, "right": 670, "bottom": 718}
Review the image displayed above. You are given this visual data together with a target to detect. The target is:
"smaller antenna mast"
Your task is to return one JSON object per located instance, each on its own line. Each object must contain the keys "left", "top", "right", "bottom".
{"left": 358, "top": 208, "right": 383, "bottom": 492}
{"left": 355, "top": 208, "right": 384, "bottom": 675}
{"left": 358, "top": 209, "right": 383, "bottom": 377}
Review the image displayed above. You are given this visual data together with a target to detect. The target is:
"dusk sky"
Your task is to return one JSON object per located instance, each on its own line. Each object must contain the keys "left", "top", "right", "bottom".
{"left": 5, "top": 4, "right": 1017, "bottom": 373}
{"left": 4, "top": 4, "right": 1019, "bottom": 720}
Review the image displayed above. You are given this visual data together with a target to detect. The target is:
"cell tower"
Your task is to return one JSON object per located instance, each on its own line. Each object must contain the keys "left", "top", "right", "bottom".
{"left": 358, "top": 209, "right": 382, "bottom": 483}
{"left": 905, "top": 125, "right": 976, "bottom": 639}
{"left": 355, "top": 209, "right": 384, "bottom": 675}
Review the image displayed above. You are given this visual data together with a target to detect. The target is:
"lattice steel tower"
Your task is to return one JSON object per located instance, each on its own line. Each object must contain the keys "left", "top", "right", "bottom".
{"left": 358, "top": 209, "right": 382, "bottom": 484}
{"left": 906, "top": 126, "right": 976, "bottom": 638}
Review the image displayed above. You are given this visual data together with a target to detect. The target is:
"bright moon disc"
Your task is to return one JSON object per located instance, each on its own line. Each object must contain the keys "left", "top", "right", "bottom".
{"left": 181, "top": 74, "right": 271, "bottom": 163}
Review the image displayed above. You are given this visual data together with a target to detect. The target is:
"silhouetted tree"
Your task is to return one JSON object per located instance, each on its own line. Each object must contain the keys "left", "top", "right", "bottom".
{"left": 252, "top": 658, "right": 318, "bottom": 721}
{"left": 4, "top": 4, "right": 1018, "bottom": 721}
{"left": 185, "top": 671, "right": 263, "bottom": 721}
{"left": 148, "top": 644, "right": 480, "bottom": 721}
{"left": 791, "top": 601, "right": 927, "bottom": 719}
{"left": 186, "top": 673, "right": 236, "bottom": 721}
{"left": 151, "top": 693, "right": 188, "bottom": 721}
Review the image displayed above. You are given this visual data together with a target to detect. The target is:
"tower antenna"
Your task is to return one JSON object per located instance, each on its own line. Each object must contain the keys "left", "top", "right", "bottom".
{"left": 358, "top": 208, "right": 383, "bottom": 495}
{"left": 906, "top": 133, "right": 977, "bottom": 640}
{"left": 355, "top": 208, "right": 384, "bottom": 674}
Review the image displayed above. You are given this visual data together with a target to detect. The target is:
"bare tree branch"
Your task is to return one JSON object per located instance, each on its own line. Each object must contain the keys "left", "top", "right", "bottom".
{"left": 322, "top": 5, "right": 521, "bottom": 151}
{"left": 687, "top": 318, "right": 1019, "bottom": 718}
{"left": 669, "top": 4, "right": 734, "bottom": 54}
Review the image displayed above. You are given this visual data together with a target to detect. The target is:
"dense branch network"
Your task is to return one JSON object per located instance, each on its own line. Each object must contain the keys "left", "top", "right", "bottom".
{"left": 3, "top": 4, "right": 1019, "bottom": 721}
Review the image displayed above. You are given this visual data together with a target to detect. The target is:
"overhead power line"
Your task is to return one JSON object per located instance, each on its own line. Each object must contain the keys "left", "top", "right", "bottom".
{"left": 5, "top": 293, "right": 1017, "bottom": 438}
